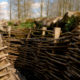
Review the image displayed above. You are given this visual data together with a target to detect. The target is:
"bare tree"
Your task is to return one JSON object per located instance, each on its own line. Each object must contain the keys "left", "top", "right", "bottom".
{"left": 17, "top": 0, "right": 21, "bottom": 19}
{"left": 24, "top": 0, "right": 26, "bottom": 18}
{"left": 25, "top": 0, "right": 33, "bottom": 18}
{"left": 21, "top": 0, "right": 33, "bottom": 19}
{"left": 9, "top": 0, "right": 80, "bottom": 19}
{"left": 40, "top": 0, "right": 44, "bottom": 17}
{"left": 9, "top": 0, "right": 12, "bottom": 20}
{"left": 46, "top": 0, "right": 50, "bottom": 17}
{"left": 58, "top": 0, "right": 62, "bottom": 16}
{"left": 11, "top": 0, "right": 33, "bottom": 19}
{"left": 75, "top": 0, "right": 80, "bottom": 11}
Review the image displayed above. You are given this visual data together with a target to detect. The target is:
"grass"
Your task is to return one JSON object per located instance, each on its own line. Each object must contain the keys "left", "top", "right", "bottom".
{"left": 19, "top": 22, "right": 34, "bottom": 28}
{"left": 8, "top": 19, "right": 35, "bottom": 29}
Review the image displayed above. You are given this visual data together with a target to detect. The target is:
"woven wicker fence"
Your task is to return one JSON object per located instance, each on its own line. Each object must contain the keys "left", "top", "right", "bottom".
{"left": 14, "top": 28, "right": 80, "bottom": 80}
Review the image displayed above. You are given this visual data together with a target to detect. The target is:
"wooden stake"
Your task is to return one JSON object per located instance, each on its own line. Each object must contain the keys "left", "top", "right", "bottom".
{"left": 54, "top": 27, "right": 61, "bottom": 43}
{"left": 8, "top": 26, "right": 11, "bottom": 37}
{"left": 42, "top": 27, "right": 47, "bottom": 36}
{"left": 27, "top": 28, "right": 32, "bottom": 39}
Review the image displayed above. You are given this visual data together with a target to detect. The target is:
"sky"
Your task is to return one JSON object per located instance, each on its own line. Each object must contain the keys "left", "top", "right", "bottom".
{"left": 0, "top": 0, "right": 9, "bottom": 20}
{"left": 0, "top": 0, "right": 8, "bottom": 3}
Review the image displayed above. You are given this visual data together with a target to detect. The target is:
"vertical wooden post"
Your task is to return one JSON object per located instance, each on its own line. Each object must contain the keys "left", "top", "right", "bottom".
{"left": 27, "top": 28, "right": 32, "bottom": 39}
{"left": 78, "top": 25, "right": 80, "bottom": 31}
{"left": 0, "top": 34, "right": 3, "bottom": 47}
{"left": 54, "top": 27, "right": 61, "bottom": 43}
{"left": 42, "top": 27, "right": 47, "bottom": 36}
{"left": 8, "top": 26, "right": 11, "bottom": 37}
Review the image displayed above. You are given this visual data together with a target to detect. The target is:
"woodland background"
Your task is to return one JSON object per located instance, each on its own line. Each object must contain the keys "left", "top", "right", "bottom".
{"left": 8, "top": 0, "right": 80, "bottom": 20}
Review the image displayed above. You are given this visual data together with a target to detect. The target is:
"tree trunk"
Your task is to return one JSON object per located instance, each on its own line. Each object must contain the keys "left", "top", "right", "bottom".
{"left": 24, "top": 0, "right": 26, "bottom": 18}
{"left": 18, "top": 0, "right": 21, "bottom": 19}
{"left": 10, "top": 0, "right": 12, "bottom": 20}
{"left": 47, "top": 0, "right": 50, "bottom": 17}
{"left": 40, "top": 0, "right": 43, "bottom": 18}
